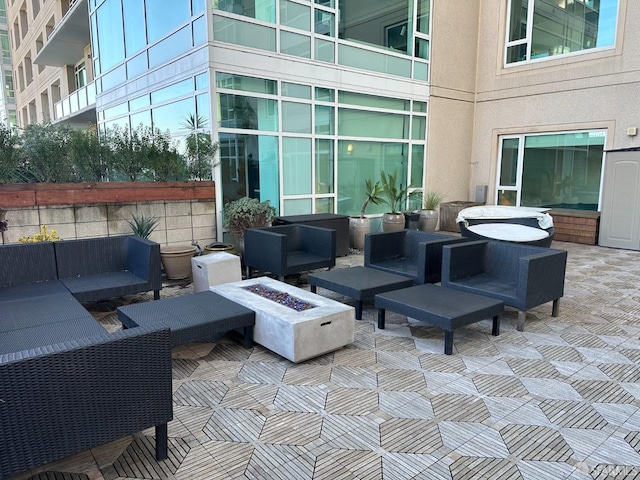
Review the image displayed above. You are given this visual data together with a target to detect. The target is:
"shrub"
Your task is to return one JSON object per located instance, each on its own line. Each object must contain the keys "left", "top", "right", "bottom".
{"left": 224, "top": 197, "right": 276, "bottom": 239}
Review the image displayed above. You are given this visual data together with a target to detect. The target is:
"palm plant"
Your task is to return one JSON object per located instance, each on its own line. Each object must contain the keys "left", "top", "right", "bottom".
{"left": 379, "top": 170, "right": 421, "bottom": 214}
{"left": 359, "top": 179, "right": 383, "bottom": 218}
{"left": 127, "top": 213, "right": 159, "bottom": 239}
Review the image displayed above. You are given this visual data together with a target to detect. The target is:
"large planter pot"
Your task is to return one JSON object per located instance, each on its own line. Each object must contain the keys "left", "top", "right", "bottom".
{"left": 382, "top": 213, "right": 405, "bottom": 232}
{"left": 418, "top": 210, "right": 439, "bottom": 232}
{"left": 349, "top": 217, "right": 370, "bottom": 250}
{"left": 160, "top": 245, "right": 197, "bottom": 280}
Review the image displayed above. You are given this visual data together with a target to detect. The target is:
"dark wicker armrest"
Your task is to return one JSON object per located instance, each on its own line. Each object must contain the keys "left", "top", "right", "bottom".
{"left": 244, "top": 228, "right": 288, "bottom": 274}
{"left": 364, "top": 231, "right": 407, "bottom": 266}
{"left": 441, "top": 240, "right": 488, "bottom": 285}
{"left": 519, "top": 248, "right": 568, "bottom": 309}
{"left": 126, "top": 236, "right": 162, "bottom": 291}
{"left": 298, "top": 225, "right": 336, "bottom": 260}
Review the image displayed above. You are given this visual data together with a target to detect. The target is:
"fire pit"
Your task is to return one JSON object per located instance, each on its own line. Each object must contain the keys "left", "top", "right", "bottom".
{"left": 212, "top": 277, "right": 354, "bottom": 363}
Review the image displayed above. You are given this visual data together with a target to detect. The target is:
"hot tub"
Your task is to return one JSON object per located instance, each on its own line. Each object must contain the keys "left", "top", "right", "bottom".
{"left": 456, "top": 206, "right": 555, "bottom": 247}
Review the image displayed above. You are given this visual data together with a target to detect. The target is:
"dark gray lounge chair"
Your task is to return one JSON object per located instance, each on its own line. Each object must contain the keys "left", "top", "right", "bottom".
{"left": 244, "top": 224, "right": 336, "bottom": 280}
{"left": 364, "top": 230, "right": 468, "bottom": 284}
{"left": 441, "top": 240, "right": 568, "bottom": 331}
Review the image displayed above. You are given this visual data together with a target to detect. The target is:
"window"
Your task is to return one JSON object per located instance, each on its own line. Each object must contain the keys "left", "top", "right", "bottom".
{"left": 497, "top": 131, "right": 605, "bottom": 210}
{"left": 75, "top": 61, "right": 87, "bottom": 89}
{"left": 506, "top": 0, "right": 618, "bottom": 64}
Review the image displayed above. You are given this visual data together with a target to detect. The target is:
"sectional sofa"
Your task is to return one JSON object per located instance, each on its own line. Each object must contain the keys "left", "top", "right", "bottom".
{"left": 0, "top": 236, "right": 171, "bottom": 479}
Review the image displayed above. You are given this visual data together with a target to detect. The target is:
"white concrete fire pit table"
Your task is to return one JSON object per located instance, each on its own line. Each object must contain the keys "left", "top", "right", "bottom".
{"left": 211, "top": 277, "right": 354, "bottom": 363}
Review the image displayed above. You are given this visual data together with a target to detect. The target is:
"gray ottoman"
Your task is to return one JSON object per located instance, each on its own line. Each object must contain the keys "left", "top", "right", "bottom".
{"left": 375, "top": 284, "right": 504, "bottom": 355}
{"left": 309, "top": 266, "right": 414, "bottom": 319}
{"left": 118, "top": 291, "right": 255, "bottom": 347}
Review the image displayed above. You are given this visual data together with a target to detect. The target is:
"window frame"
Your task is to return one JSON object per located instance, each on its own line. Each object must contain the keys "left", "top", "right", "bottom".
{"left": 504, "top": 0, "right": 619, "bottom": 67}
{"left": 496, "top": 130, "right": 607, "bottom": 209}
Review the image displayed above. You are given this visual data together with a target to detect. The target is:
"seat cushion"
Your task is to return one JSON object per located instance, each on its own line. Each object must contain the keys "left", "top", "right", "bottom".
{"left": 0, "top": 293, "right": 92, "bottom": 333}
{"left": 0, "top": 280, "right": 69, "bottom": 303}
{"left": 60, "top": 271, "right": 149, "bottom": 303}
{"left": 369, "top": 259, "right": 418, "bottom": 281}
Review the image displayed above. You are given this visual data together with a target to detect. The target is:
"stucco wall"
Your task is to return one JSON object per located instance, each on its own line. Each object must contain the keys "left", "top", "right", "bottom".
{"left": 426, "top": 0, "right": 480, "bottom": 202}
{"left": 470, "top": 0, "right": 640, "bottom": 202}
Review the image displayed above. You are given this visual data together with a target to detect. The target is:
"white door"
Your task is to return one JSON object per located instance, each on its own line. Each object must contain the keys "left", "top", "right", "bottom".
{"left": 599, "top": 150, "right": 640, "bottom": 250}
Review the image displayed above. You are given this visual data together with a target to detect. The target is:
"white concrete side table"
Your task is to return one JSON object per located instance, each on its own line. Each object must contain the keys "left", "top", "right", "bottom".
{"left": 191, "top": 252, "right": 242, "bottom": 292}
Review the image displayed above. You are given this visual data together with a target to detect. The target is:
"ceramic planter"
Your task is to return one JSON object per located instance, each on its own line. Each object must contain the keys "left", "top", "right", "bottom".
{"left": 160, "top": 244, "right": 198, "bottom": 280}
{"left": 382, "top": 213, "right": 405, "bottom": 232}
{"left": 349, "top": 217, "right": 370, "bottom": 249}
{"left": 418, "top": 209, "right": 439, "bottom": 232}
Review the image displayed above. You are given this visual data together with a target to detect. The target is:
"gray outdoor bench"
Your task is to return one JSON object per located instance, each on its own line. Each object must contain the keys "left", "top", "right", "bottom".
{"left": 118, "top": 291, "right": 256, "bottom": 348}
{"left": 308, "top": 266, "right": 413, "bottom": 319}
{"left": 375, "top": 284, "right": 504, "bottom": 355}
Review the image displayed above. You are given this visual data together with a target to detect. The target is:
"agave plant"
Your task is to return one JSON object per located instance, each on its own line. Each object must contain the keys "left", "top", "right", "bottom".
{"left": 127, "top": 213, "right": 159, "bottom": 239}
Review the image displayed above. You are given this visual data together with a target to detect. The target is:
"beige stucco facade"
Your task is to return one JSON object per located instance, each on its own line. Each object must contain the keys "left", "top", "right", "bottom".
{"left": 467, "top": 0, "right": 640, "bottom": 204}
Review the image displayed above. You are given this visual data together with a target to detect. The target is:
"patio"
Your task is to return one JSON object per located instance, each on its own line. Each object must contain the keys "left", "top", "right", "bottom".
{"left": 11, "top": 240, "right": 640, "bottom": 480}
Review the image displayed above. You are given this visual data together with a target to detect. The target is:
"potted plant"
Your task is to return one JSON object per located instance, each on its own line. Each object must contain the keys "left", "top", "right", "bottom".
{"left": 350, "top": 179, "right": 383, "bottom": 249}
{"left": 223, "top": 197, "right": 276, "bottom": 256}
{"left": 419, "top": 191, "right": 445, "bottom": 232}
{"left": 379, "top": 170, "right": 421, "bottom": 232}
{"left": 127, "top": 213, "right": 159, "bottom": 239}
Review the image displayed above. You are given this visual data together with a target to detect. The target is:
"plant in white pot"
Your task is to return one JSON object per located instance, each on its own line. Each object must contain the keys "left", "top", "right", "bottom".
{"left": 419, "top": 191, "right": 445, "bottom": 232}
{"left": 350, "top": 179, "right": 383, "bottom": 249}
{"left": 379, "top": 170, "right": 421, "bottom": 232}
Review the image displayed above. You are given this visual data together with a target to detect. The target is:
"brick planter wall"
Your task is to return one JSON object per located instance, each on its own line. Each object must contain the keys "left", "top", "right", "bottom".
{"left": 549, "top": 209, "right": 601, "bottom": 245}
{"left": 0, "top": 181, "right": 217, "bottom": 247}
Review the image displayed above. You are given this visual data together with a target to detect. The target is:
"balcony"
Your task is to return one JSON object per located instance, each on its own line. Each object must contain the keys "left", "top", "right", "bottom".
{"left": 34, "top": 0, "right": 90, "bottom": 67}
{"left": 54, "top": 80, "right": 96, "bottom": 124}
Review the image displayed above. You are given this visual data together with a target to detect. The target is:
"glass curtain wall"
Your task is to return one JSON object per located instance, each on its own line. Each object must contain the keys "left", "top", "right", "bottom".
{"left": 506, "top": 0, "right": 618, "bottom": 64}
{"left": 215, "top": 72, "right": 427, "bottom": 216}
{"left": 212, "top": 0, "right": 432, "bottom": 81}
{"left": 90, "top": 0, "right": 207, "bottom": 93}
{"left": 497, "top": 131, "right": 605, "bottom": 210}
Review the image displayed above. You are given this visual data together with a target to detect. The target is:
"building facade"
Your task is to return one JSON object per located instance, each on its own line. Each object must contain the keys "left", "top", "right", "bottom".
{"left": 7, "top": 0, "right": 639, "bottom": 239}
{"left": 0, "top": 0, "right": 16, "bottom": 128}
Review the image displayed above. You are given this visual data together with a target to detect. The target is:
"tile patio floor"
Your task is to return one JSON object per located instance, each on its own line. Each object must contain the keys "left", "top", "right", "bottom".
{"left": 11, "top": 241, "right": 640, "bottom": 480}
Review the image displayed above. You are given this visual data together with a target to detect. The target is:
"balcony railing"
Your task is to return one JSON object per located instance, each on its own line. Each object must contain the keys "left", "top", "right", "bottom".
{"left": 54, "top": 81, "right": 96, "bottom": 121}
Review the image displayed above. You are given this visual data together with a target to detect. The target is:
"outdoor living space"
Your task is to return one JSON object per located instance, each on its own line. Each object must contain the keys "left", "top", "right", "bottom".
{"left": 8, "top": 240, "right": 640, "bottom": 479}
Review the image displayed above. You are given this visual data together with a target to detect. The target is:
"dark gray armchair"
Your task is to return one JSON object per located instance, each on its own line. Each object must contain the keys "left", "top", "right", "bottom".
{"left": 364, "top": 230, "right": 468, "bottom": 284}
{"left": 244, "top": 224, "right": 336, "bottom": 280}
{"left": 441, "top": 240, "right": 568, "bottom": 331}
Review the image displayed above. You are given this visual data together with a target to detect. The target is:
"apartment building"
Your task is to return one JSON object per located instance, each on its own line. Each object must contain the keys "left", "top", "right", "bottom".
{"left": 0, "top": 0, "right": 16, "bottom": 127}
{"left": 7, "top": 0, "right": 639, "bottom": 242}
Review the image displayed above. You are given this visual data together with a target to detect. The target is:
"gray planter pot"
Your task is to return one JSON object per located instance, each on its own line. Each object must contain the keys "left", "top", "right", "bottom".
{"left": 382, "top": 213, "right": 405, "bottom": 232}
{"left": 349, "top": 217, "right": 370, "bottom": 249}
{"left": 418, "top": 210, "right": 439, "bottom": 232}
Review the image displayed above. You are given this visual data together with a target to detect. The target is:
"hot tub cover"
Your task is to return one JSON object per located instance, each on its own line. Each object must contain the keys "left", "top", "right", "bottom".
{"left": 456, "top": 206, "right": 553, "bottom": 230}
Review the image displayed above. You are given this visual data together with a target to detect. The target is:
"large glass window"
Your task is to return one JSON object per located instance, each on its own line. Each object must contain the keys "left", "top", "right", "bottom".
{"left": 215, "top": 73, "right": 428, "bottom": 218}
{"left": 213, "top": 0, "right": 276, "bottom": 22}
{"left": 219, "top": 133, "right": 279, "bottom": 207}
{"left": 146, "top": 0, "right": 191, "bottom": 43}
{"left": 506, "top": 0, "right": 618, "bottom": 64}
{"left": 95, "top": 0, "right": 125, "bottom": 73}
{"left": 337, "top": 141, "right": 410, "bottom": 216}
{"left": 340, "top": 0, "right": 412, "bottom": 54}
{"left": 123, "top": 0, "right": 146, "bottom": 56}
{"left": 497, "top": 131, "right": 605, "bottom": 210}
{"left": 218, "top": 93, "right": 278, "bottom": 131}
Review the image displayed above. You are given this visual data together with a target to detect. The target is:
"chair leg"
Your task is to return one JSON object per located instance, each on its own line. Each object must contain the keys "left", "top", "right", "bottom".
{"left": 155, "top": 423, "right": 168, "bottom": 460}
{"left": 245, "top": 266, "right": 251, "bottom": 279}
{"left": 244, "top": 326, "right": 254, "bottom": 348}
{"left": 517, "top": 311, "right": 526, "bottom": 331}
{"left": 552, "top": 299, "right": 560, "bottom": 317}
{"left": 154, "top": 290, "right": 160, "bottom": 300}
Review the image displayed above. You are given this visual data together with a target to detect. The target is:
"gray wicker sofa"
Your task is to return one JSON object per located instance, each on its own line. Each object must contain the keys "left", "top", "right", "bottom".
{"left": 0, "top": 238, "right": 170, "bottom": 479}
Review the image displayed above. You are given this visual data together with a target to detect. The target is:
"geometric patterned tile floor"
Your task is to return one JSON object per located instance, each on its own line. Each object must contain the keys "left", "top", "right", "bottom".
{"left": 10, "top": 241, "right": 640, "bottom": 480}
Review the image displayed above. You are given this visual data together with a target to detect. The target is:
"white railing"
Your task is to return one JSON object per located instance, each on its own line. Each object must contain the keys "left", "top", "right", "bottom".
{"left": 54, "top": 81, "right": 96, "bottom": 121}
